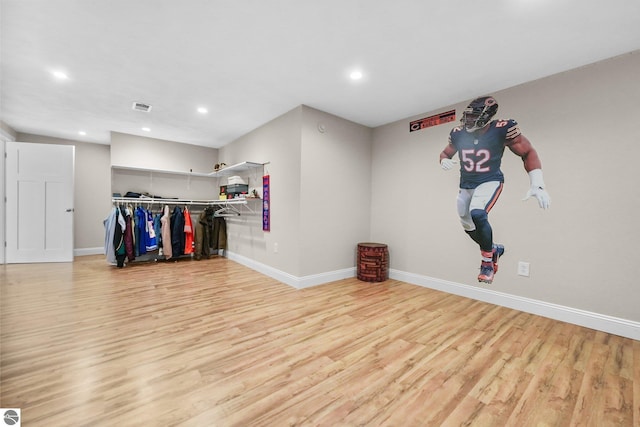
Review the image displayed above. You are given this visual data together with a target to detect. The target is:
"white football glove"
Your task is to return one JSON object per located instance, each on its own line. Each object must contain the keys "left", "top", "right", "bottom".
{"left": 440, "top": 158, "right": 455, "bottom": 171}
{"left": 523, "top": 169, "right": 551, "bottom": 209}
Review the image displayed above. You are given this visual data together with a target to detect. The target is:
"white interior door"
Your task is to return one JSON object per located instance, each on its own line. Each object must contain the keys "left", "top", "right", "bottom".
{"left": 5, "top": 141, "right": 75, "bottom": 263}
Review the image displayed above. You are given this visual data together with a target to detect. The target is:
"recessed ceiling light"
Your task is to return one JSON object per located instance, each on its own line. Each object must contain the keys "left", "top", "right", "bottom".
{"left": 78, "top": 131, "right": 86, "bottom": 136}
{"left": 142, "top": 127, "right": 151, "bottom": 132}
{"left": 350, "top": 70, "right": 363, "bottom": 80}
{"left": 197, "top": 107, "right": 208, "bottom": 114}
{"left": 52, "top": 70, "right": 69, "bottom": 80}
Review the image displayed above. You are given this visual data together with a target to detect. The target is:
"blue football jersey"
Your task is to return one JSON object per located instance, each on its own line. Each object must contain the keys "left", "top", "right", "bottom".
{"left": 447, "top": 119, "right": 521, "bottom": 189}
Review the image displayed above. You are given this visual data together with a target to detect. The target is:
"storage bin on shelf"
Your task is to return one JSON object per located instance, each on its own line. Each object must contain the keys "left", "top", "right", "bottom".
{"left": 219, "top": 184, "right": 249, "bottom": 200}
{"left": 227, "top": 175, "right": 246, "bottom": 185}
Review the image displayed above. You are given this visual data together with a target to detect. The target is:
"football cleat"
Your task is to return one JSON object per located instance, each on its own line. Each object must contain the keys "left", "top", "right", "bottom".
{"left": 492, "top": 244, "right": 505, "bottom": 273}
{"left": 478, "top": 261, "right": 495, "bottom": 284}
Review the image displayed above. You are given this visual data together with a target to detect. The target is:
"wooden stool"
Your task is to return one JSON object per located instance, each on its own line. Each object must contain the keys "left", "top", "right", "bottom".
{"left": 357, "top": 242, "right": 389, "bottom": 282}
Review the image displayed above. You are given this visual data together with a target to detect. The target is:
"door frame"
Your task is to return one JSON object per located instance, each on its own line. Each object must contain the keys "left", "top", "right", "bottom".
{"left": 0, "top": 128, "right": 14, "bottom": 265}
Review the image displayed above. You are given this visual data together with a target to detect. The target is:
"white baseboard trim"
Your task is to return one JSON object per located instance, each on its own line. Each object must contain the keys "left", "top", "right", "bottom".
{"left": 74, "top": 247, "right": 104, "bottom": 257}
{"left": 225, "top": 251, "right": 355, "bottom": 289}
{"left": 205, "top": 253, "right": 640, "bottom": 340}
{"left": 390, "top": 269, "right": 640, "bottom": 341}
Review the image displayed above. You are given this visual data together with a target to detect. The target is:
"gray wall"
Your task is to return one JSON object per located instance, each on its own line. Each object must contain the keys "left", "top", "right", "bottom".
{"left": 299, "top": 106, "right": 372, "bottom": 275}
{"left": 111, "top": 131, "right": 217, "bottom": 174}
{"left": 220, "top": 106, "right": 303, "bottom": 275}
{"left": 219, "top": 105, "right": 372, "bottom": 279}
{"left": 371, "top": 51, "right": 640, "bottom": 322}
{"left": 110, "top": 132, "right": 219, "bottom": 201}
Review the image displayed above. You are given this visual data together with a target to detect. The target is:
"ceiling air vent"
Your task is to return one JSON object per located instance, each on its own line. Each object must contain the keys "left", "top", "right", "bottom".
{"left": 132, "top": 102, "right": 152, "bottom": 112}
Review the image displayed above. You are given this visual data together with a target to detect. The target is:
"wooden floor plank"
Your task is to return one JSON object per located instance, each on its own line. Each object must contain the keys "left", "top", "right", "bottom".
{"left": 1, "top": 255, "right": 638, "bottom": 426}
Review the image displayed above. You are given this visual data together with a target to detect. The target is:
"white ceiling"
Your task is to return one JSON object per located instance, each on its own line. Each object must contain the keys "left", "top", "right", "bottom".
{"left": 2, "top": 0, "right": 639, "bottom": 148}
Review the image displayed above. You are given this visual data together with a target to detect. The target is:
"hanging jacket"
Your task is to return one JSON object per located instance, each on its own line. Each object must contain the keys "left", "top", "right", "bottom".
{"left": 123, "top": 206, "right": 135, "bottom": 262}
{"left": 212, "top": 216, "right": 227, "bottom": 251}
{"left": 135, "top": 207, "right": 146, "bottom": 255}
{"left": 170, "top": 206, "right": 185, "bottom": 258}
{"left": 183, "top": 207, "right": 194, "bottom": 255}
{"left": 103, "top": 207, "right": 117, "bottom": 264}
{"left": 145, "top": 208, "right": 158, "bottom": 252}
{"left": 114, "top": 207, "right": 127, "bottom": 268}
{"left": 153, "top": 212, "right": 162, "bottom": 249}
{"left": 160, "top": 205, "right": 172, "bottom": 259}
{"left": 194, "top": 207, "right": 213, "bottom": 260}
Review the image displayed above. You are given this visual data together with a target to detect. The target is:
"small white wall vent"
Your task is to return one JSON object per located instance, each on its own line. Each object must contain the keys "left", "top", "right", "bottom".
{"left": 132, "top": 102, "right": 152, "bottom": 112}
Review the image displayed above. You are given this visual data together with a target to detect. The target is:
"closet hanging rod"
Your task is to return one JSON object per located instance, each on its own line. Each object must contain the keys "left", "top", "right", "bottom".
{"left": 111, "top": 197, "right": 248, "bottom": 206}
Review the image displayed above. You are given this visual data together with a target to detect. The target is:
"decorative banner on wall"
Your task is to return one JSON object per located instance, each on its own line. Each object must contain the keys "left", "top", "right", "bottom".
{"left": 262, "top": 175, "right": 270, "bottom": 231}
{"left": 409, "top": 109, "right": 456, "bottom": 132}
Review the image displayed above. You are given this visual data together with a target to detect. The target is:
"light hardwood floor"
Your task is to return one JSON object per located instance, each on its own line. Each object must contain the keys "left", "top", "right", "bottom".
{"left": 1, "top": 255, "right": 638, "bottom": 426}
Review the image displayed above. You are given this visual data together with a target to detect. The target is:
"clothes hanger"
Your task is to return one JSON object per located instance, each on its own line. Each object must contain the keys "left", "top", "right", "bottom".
{"left": 214, "top": 204, "right": 240, "bottom": 217}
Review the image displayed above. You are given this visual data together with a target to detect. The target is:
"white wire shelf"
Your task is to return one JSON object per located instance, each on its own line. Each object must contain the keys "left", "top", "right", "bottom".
{"left": 111, "top": 197, "right": 250, "bottom": 206}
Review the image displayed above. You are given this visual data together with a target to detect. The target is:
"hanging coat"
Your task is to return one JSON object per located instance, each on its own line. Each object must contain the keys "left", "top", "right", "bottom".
{"left": 123, "top": 207, "right": 135, "bottom": 262}
{"left": 153, "top": 212, "right": 162, "bottom": 249}
{"left": 212, "top": 216, "right": 227, "bottom": 251}
{"left": 170, "top": 206, "right": 185, "bottom": 258}
{"left": 114, "top": 207, "right": 127, "bottom": 268}
{"left": 183, "top": 207, "right": 194, "bottom": 255}
{"left": 145, "top": 208, "right": 158, "bottom": 252}
{"left": 135, "top": 206, "right": 147, "bottom": 255}
{"left": 160, "top": 205, "right": 172, "bottom": 260}
{"left": 103, "top": 207, "right": 117, "bottom": 264}
{"left": 194, "top": 207, "right": 213, "bottom": 260}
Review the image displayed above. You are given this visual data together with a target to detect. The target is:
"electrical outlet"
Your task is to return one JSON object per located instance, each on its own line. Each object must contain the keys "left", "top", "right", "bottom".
{"left": 274, "top": 242, "right": 278, "bottom": 253}
{"left": 517, "top": 261, "right": 530, "bottom": 277}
